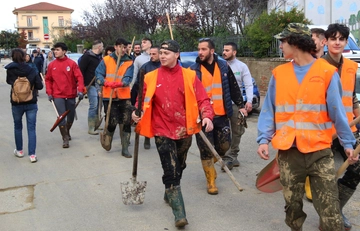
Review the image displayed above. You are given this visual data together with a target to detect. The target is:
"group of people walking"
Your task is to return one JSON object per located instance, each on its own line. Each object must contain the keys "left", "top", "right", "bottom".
{"left": 5, "top": 22, "right": 360, "bottom": 230}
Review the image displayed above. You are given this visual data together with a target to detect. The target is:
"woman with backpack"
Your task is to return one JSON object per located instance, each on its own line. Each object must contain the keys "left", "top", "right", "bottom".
{"left": 5, "top": 48, "right": 43, "bottom": 163}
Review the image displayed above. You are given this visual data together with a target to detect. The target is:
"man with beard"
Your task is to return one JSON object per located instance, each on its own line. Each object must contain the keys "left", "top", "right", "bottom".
{"left": 189, "top": 38, "right": 246, "bottom": 195}
{"left": 221, "top": 42, "right": 253, "bottom": 170}
{"left": 131, "top": 37, "right": 153, "bottom": 149}
{"left": 136, "top": 45, "right": 161, "bottom": 85}
{"left": 133, "top": 43, "right": 141, "bottom": 58}
{"left": 311, "top": 28, "right": 326, "bottom": 58}
{"left": 132, "top": 40, "right": 214, "bottom": 228}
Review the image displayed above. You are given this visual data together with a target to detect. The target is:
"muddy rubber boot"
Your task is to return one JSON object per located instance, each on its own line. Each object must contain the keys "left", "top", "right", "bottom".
{"left": 101, "top": 129, "right": 114, "bottom": 151}
{"left": 66, "top": 122, "right": 73, "bottom": 140}
{"left": 165, "top": 186, "right": 188, "bottom": 228}
{"left": 201, "top": 159, "right": 218, "bottom": 195}
{"left": 59, "top": 125, "right": 70, "bottom": 148}
{"left": 338, "top": 181, "right": 355, "bottom": 231}
{"left": 144, "top": 137, "right": 151, "bottom": 149}
{"left": 305, "top": 176, "right": 312, "bottom": 201}
{"left": 120, "top": 131, "right": 132, "bottom": 158}
{"left": 88, "top": 117, "right": 99, "bottom": 135}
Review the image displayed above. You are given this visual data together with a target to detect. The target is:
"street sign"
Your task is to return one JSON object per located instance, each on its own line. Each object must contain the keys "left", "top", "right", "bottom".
{"left": 44, "top": 34, "right": 49, "bottom": 40}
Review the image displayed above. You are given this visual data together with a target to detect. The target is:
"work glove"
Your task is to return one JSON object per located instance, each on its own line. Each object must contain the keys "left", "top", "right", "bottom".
{"left": 104, "top": 81, "right": 124, "bottom": 89}
{"left": 78, "top": 92, "right": 84, "bottom": 100}
{"left": 48, "top": 95, "right": 53, "bottom": 102}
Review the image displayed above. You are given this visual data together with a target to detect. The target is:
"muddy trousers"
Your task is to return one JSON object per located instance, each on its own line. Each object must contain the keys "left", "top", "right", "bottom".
{"left": 155, "top": 136, "right": 192, "bottom": 188}
{"left": 278, "top": 148, "right": 344, "bottom": 231}
{"left": 195, "top": 115, "right": 231, "bottom": 160}
{"left": 103, "top": 99, "right": 132, "bottom": 133}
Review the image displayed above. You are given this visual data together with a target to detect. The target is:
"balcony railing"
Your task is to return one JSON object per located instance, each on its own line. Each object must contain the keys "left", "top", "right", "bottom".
{"left": 27, "top": 37, "right": 40, "bottom": 42}
{"left": 16, "top": 25, "right": 40, "bottom": 29}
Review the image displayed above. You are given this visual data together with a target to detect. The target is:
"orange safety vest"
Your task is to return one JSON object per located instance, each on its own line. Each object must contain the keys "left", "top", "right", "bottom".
{"left": 137, "top": 68, "right": 201, "bottom": 138}
{"left": 271, "top": 60, "right": 336, "bottom": 153}
{"left": 339, "top": 58, "right": 357, "bottom": 132}
{"left": 200, "top": 64, "right": 226, "bottom": 115}
{"left": 102, "top": 55, "right": 132, "bottom": 99}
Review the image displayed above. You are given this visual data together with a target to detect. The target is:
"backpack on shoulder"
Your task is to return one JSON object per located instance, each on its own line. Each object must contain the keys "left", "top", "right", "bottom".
{"left": 11, "top": 76, "right": 34, "bottom": 103}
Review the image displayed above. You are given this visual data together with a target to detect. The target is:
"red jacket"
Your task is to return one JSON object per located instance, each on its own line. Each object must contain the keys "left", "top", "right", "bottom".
{"left": 45, "top": 56, "right": 84, "bottom": 98}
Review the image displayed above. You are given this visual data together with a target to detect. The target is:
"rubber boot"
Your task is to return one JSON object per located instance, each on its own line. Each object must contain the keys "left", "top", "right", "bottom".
{"left": 144, "top": 137, "right": 151, "bottom": 149}
{"left": 66, "top": 122, "right": 73, "bottom": 140}
{"left": 101, "top": 129, "right": 114, "bottom": 151}
{"left": 201, "top": 159, "right": 218, "bottom": 195}
{"left": 88, "top": 117, "right": 99, "bottom": 135}
{"left": 338, "top": 181, "right": 355, "bottom": 231}
{"left": 165, "top": 186, "right": 188, "bottom": 228}
{"left": 305, "top": 176, "right": 312, "bottom": 201}
{"left": 59, "top": 125, "right": 70, "bottom": 148}
{"left": 120, "top": 130, "right": 132, "bottom": 158}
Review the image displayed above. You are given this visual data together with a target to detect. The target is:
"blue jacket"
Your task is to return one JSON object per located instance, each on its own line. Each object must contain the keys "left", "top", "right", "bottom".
{"left": 189, "top": 54, "right": 244, "bottom": 117}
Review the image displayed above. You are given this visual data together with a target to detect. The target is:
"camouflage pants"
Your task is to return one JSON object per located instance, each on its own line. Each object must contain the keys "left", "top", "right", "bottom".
{"left": 155, "top": 136, "right": 192, "bottom": 188}
{"left": 278, "top": 148, "right": 344, "bottom": 231}
{"left": 103, "top": 99, "right": 132, "bottom": 133}
{"left": 195, "top": 115, "right": 231, "bottom": 160}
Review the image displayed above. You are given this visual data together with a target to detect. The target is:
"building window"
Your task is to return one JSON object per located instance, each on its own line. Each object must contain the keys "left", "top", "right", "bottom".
{"left": 27, "top": 17, "right": 33, "bottom": 27}
{"left": 59, "top": 30, "right": 65, "bottom": 37}
{"left": 58, "top": 16, "right": 64, "bottom": 27}
{"left": 43, "top": 17, "right": 49, "bottom": 34}
{"left": 28, "top": 31, "right": 33, "bottom": 40}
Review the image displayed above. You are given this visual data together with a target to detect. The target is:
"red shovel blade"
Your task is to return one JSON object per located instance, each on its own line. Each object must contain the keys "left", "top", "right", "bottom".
{"left": 256, "top": 158, "right": 282, "bottom": 193}
{"left": 50, "top": 110, "right": 70, "bottom": 132}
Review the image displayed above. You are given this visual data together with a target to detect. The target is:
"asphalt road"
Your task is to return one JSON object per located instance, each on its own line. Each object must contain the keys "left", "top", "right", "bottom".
{"left": 0, "top": 58, "right": 359, "bottom": 231}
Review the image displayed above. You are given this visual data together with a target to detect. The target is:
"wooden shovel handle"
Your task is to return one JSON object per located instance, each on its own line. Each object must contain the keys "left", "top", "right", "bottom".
{"left": 199, "top": 130, "right": 243, "bottom": 191}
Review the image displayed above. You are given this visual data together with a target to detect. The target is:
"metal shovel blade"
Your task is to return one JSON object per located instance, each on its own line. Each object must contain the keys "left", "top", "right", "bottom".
{"left": 50, "top": 110, "right": 70, "bottom": 132}
{"left": 255, "top": 158, "right": 282, "bottom": 193}
{"left": 94, "top": 115, "right": 104, "bottom": 131}
{"left": 121, "top": 179, "right": 147, "bottom": 205}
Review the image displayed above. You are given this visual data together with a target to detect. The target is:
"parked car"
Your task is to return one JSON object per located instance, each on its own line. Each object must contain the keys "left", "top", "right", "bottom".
{"left": 179, "top": 51, "right": 261, "bottom": 110}
{"left": 66, "top": 53, "right": 83, "bottom": 64}
{"left": 355, "top": 63, "right": 360, "bottom": 100}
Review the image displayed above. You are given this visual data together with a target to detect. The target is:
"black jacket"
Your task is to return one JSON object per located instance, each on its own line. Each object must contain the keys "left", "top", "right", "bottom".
{"left": 79, "top": 50, "right": 103, "bottom": 86}
{"left": 6, "top": 62, "right": 43, "bottom": 105}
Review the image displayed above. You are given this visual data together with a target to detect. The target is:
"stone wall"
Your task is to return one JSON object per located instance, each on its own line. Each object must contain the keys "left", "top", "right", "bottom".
{"left": 237, "top": 57, "right": 288, "bottom": 96}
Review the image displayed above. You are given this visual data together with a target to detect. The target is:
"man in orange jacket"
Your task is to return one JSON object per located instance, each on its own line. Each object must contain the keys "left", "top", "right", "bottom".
{"left": 257, "top": 23, "right": 357, "bottom": 231}
{"left": 132, "top": 40, "right": 214, "bottom": 228}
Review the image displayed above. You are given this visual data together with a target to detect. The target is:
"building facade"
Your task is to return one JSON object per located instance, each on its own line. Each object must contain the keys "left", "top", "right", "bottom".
{"left": 268, "top": 0, "right": 360, "bottom": 42}
{"left": 13, "top": 2, "right": 73, "bottom": 48}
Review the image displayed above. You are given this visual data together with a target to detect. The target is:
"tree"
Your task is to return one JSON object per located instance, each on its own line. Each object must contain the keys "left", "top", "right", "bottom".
{"left": 245, "top": 8, "right": 311, "bottom": 58}
{"left": 0, "top": 30, "right": 19, "bottom": 50}
{"left": 17, "top": 30, "right": 27, "bottom": 49}
{"left": 349, "top": 14, "right": 356, "bottom": 30}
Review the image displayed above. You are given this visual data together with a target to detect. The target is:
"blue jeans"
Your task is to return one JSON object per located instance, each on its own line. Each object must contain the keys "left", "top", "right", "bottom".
{"left": 12, "top": 103, "right": 38, "bottom": 155}
{"left": 87, "top": 86, "right": 98, "bottom": 119}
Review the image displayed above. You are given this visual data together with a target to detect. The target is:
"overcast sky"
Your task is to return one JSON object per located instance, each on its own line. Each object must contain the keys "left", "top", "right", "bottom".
{"left": 1, "top": 0, "right": 97, "bottom": 31}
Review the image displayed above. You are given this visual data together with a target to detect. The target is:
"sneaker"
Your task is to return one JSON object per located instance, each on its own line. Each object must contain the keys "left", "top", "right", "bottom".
{"left": 29, "top": 155, "right": 37, "bottom": 163}
{"left": 14, "top": 149, "right": 24, "bottom": 158}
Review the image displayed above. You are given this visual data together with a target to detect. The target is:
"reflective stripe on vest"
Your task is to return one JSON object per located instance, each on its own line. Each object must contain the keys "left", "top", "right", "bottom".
{"left": 102, "top": 56, "right": 132, "bottom": 99}
{"left": 137, "top": 68, "right": 201, "bottom": 138}
{"left": 340, "top": 58, "right": 357, "bottom": 132}
{"left": 200, "top": 64, "right": 225, "bottom": 115}
{"left": 271, "top": 59, "right": 336, "bottom": 153}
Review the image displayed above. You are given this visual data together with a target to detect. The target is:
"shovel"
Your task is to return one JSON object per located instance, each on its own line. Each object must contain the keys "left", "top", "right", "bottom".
{"left": 100, "top": 46, "right": 124, "bottom": 148}
{"left": 199, "top": 130, "right": 243, "bottom": 191}
{"left": 50, "top": 100, "right": 70, "bottom": 132}
{"left": 121, "top": 69, "right": 147, "bottom": 205}
{"left": 39, "top": 73, "right": 70, "bottom": 132}
{"left": 256, "top": 116, "right": 360, "bottom": 193}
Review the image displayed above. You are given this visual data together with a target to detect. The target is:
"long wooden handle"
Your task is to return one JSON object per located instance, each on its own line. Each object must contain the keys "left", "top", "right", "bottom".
{"left": 337, "top": 143, "right": 360, "bottom": 178}
{"left": 51, "top": 100, "right": 59, "bottom": 117}
{"left": 199, "top": 130, "right": 243, "bottom": 191}
{"left": 166, "top": 12, "right": 174, "bottom": 40}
